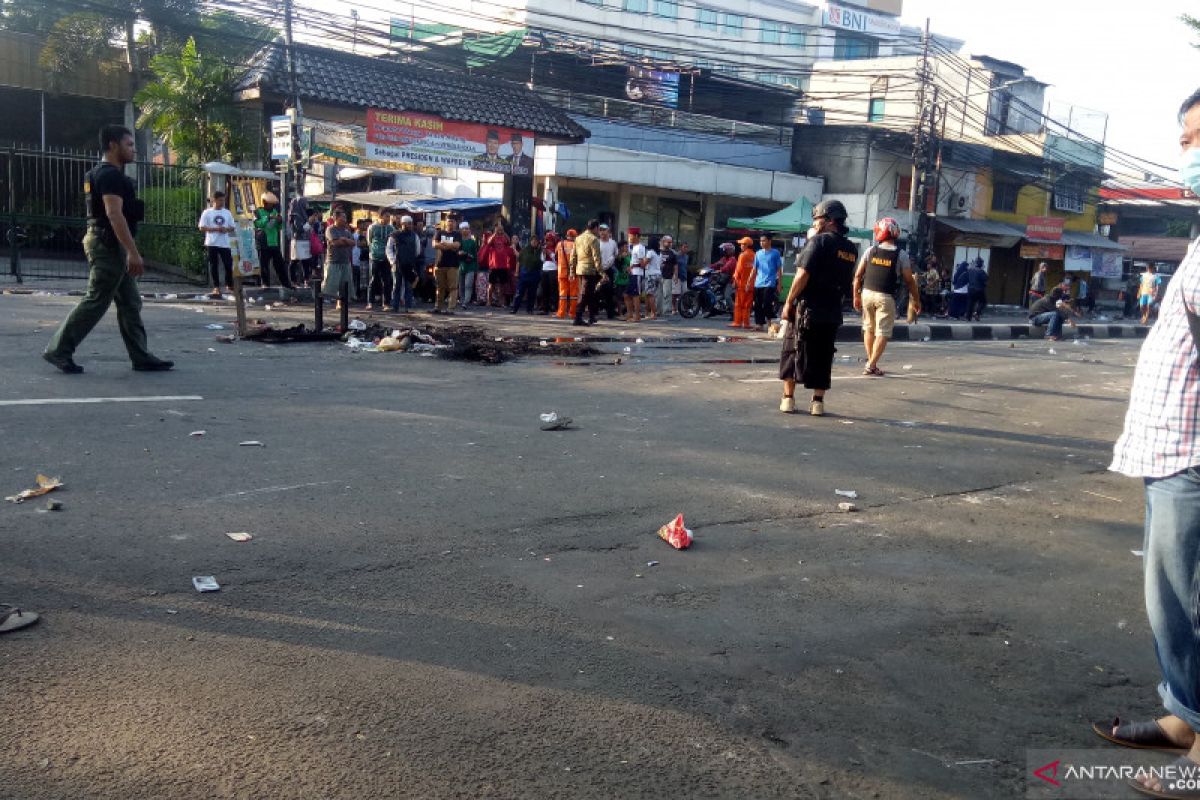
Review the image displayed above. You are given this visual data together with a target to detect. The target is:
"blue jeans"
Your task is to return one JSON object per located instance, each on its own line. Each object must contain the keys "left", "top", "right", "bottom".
{"left": 1030, "top": 310, "right": 1063, "bottom": 338}
{"left": 1144, "top": 469, "right": 1200, "bottom": 732}
{"left": 391, "top": 270, "right": 414, "bottom": 310}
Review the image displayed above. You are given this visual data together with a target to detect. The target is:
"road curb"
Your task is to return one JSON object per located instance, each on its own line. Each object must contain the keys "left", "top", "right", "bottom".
{"left": 843, "top": 322, "right": 1150, "bottom": 342}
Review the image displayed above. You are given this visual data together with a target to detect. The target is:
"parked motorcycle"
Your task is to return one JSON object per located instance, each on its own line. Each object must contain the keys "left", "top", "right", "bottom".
{"left": 679, "top": 267, "right": 732, "bottom": 319}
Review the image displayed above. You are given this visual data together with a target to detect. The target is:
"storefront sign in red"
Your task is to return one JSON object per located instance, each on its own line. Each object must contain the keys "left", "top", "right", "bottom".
{"left": 365, "top": 109, "right": 535, "bottom": 176}
{"left": 1025, "top": 216, "right": 1064, "bottom": 241}
{"left": 1019, "top": 243, "right": 1065, "bottom": 260}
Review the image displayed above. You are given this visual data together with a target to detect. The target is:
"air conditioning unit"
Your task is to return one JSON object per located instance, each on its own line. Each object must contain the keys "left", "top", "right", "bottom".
{"left": 946, "top": 191, "right": 969, "bottom": 217}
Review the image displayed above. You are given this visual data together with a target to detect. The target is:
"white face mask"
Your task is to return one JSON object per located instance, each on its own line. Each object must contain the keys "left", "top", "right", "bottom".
{"left": 806, "top": 227, "right": 819, "bottom": 240}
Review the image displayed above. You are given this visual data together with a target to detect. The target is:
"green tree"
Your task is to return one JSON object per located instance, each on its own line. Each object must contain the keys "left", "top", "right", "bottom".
{"left": 134, "top": 36, "right": 246, "bottom": 164}
{"left": 1187, "top": 14, "right": 1200, "bottom": 46}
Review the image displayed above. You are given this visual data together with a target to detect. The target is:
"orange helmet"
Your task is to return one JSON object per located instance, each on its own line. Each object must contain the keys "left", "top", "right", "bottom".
{"left": 873, "top": 217, "right": 900, "bottom": 243}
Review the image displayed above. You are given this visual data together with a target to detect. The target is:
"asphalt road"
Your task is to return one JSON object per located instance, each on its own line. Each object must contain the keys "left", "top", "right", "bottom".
{"left": 0, "top": 294, "right": 1159, "bottom": 799}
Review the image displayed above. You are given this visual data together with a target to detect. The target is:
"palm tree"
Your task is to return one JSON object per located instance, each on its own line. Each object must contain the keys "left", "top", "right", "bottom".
{"left": 134, "top": 37, "right": 246, "bottom": 165}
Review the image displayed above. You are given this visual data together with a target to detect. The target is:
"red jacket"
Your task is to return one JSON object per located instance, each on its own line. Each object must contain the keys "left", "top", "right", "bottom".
{"left": 479, "top": 233, "right": 516, "bottom": 271}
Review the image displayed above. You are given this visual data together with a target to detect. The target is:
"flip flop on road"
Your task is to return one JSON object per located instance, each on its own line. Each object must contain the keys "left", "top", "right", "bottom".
{"left": 1093, "top": 717, "right": 1190, "bottom": 753}
{"left": 1130, "top": 755, "right": 1200, "bottom": 798}
{"left": 0, "top": 605, "right": 39, "bottom": 634}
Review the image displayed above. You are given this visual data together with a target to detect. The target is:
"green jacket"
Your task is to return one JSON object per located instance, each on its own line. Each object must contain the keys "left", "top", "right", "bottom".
{"left": 460, "top": 237, "right": 479, "bottom": 273}
{"left": 253, "top": 207, "right": 282, "bottom": 248}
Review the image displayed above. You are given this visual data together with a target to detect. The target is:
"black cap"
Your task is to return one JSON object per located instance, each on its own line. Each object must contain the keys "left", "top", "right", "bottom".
{"left": 813, "top": 199, "right": 849, "bottom": 222}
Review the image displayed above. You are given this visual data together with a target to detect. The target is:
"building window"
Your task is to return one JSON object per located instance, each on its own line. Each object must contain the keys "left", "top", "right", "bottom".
{"left": 651, "top": 0, "right": 677, "bottom": 18}
{"left": 1053, "top": 182, "right": 1085, "bottom": 214}
{"left": 868, "top": 98, "right": 885, "bottom": 122}
{"left": 896, "top": 175, "right": 936, "bottom": 212}
{"left": 760, "top": 20, "right": 781, "bottom": 44}
{"left": 721, "top": 12, "right": 744, "bottom": 36}
{"left": 696, "top": 6, "right": 717, "bottom": 30}
{"left": 782, "top": 24, "right": 805, "bottom": 48}
{"left": 833, "top": 31, "right": 878, "bottom": 60}
{"left": 991, "top": 182, "right": 1020, "bottom": 213}
{"left": 623, "top": 0, "right": 648, "bottom": 13}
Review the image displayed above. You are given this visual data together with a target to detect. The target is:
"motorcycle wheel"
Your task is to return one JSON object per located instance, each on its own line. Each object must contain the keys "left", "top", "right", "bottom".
{"left": 679, "top": 291, "right": 700, "bottom": 319}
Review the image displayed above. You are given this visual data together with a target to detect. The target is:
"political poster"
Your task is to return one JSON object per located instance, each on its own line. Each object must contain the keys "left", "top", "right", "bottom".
{"left": 365, "top": 109, "right": 535, "bottom": 176}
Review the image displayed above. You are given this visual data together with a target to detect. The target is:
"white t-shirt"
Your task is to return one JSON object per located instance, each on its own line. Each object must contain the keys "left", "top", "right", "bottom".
{"left": 598, "top": 238, "right": 618, "bottom": 270}
{"left": 542, "top": 258, "right": 557, "bottom": 272}
{"left": 629, "top": 243, "right": 647, "bottom": 276}
{"left": 198, "top": 207, "right": 233, "bottom": 248}
{"left": 645, "top": 249, "right": 662, "bottom": 277}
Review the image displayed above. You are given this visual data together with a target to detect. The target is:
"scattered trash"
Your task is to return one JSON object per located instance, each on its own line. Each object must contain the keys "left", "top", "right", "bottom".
{"left": 5, "top": 474, "right": 63, "bottom": 504}
{"left": 902, "top": 364, "right": 913, "bottom": 370}
{"left": 165, "top": 609, "right": 178, "bottom": 614}
{"left": 540, "top": 340, "right": 548, "bottom": 347}
{"left": 540, "top": 412, "right": 574, "bottom": 431}
{"left": 835, "top": 490, "right": 858, "bottom": 499}
{"left": 189, "top": 431, "right": 206, "bottom": 437}
{"left": 841, "top": 420, "right": 855, "bottom": 425}
{"left": 348, "top": 319, "right": 367, "bottom": 331}
{"left": 837, "top": 502, "right": 858, "bottom": 512}
{"left": 635, "top": 337, "right": 645, "bottom": 344}
{"left": 1082, "top": 490, "right": 1123, "bottom": 503}
{"left": 656, "top": 513, "right": 693, "bottom": 550}
{"left": 921, "top": 336, "right": 931, "bottom": 342}
{"left": 238, "top": 441, "right": 264, "bottom": 447}
{"left": 1131, "top": 549, "right": 1144, "bottom": 557}
{"left": 646, "top": 560, "right": 659, "bottom": 568}
{"left": 622, "top": 346, "right": 632, "bottom": 354}
{"left": 205, "top": 323, "right": 225, "bottom": 330}
{"left": 1048, "top": 348, "right": 1057, "bottom": 355}
{"left": 45, "top": 499, "right": 63, "bottom": 512}
{"left": 192, "top": 576, "right": 220, "bottom": 592}
{"left": 377, "top": 336, "right": 403, "bottom": 352}
{"left": 225, "top": 531, "right": 253, "bottom": 542}
{"left": 264, "top": 304, "right": 272, "bottom": 311}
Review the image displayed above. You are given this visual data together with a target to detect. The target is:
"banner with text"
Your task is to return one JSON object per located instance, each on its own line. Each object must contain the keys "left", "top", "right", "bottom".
{"left": 365, "top": 109, "right": 535, "bottom": 176}
{"left": 302, "top": 118, "right": 443, "bottom": 177}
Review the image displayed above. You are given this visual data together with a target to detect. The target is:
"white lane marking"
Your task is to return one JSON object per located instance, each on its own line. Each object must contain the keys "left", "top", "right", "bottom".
{"left": 0, "top": 393, "right": 202, "bottom": 407}
{"left": 0, "top": 395, "right": 203, "bottom": 407}
{"left": 207, "top": 481, "right": 336, "bottom": 502}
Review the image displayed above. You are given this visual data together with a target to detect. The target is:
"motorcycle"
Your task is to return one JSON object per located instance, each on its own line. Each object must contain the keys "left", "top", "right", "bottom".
{"left": 679, "top": 268, "right": 733, "bottom": 319}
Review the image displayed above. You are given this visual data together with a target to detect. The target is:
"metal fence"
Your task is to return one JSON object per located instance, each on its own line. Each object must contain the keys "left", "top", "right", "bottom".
{"left": 1, "top": 144, "right": 207, "bottom": 285}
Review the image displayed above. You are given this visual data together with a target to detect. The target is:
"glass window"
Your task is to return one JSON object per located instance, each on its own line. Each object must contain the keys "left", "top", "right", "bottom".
{"left": 782, "top": 24, "right": 806, "bottom": 49}
{"left": 868, "top": 98, "right": 885, "bottom": 122}
{"left": 623, "top": 0, "right": 648, "bottom": 13}
{"left": 721, "top": 12, "right": 744, "bottom": 36}
{"left": 760, "top": 20, "right": 781, "bottom": 44}
{"left": 833, "top": 32, "right": 879, "bottom": 60}
{"left": 652, "top": 0, "right": 677, "bottom": 18}
{"left": 991, "top": 182, "right": 1020, "bottom": 213}
{"left": 696, "top": 7, "right": 717, "bottom": 30}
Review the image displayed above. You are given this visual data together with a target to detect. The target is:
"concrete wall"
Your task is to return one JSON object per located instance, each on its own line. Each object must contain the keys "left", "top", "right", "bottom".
{"left": 571, "top": 115, "right": 792, "bottom": 171}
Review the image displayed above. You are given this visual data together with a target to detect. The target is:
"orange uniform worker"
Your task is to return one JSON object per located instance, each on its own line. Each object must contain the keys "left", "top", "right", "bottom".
{"left": 556, "top": 229, "right": 578, "bottom": 318}
{"left": 730, "top": 236, "right": 756, "bottom": 329}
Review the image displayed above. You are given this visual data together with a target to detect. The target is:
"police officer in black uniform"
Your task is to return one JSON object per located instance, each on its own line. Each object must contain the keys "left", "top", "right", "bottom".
{"left": 43, "top": 125, "right": 172, "bottom": 374}
{"left": 778, "top": 199, "right": 857, "bottom": 416}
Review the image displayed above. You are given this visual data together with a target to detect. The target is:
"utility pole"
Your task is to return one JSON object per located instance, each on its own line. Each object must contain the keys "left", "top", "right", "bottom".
{"left": 908, "top": 18, "right": 938, "bottom": 265}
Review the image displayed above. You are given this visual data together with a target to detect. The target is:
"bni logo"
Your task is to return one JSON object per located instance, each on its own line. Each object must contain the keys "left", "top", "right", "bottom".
{"left": 1033, "top": 759, "right": 1062, "bottom": 787}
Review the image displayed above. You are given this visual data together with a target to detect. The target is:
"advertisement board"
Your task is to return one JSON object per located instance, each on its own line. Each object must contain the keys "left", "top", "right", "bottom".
{"left": 303, "top": 119, "right": 443, "bottom": 177}
{"left": 1019, "top": 243, "right": 1065, "bottom": 260}
{"left": 820, "top": 2, "right": 902, "bottom": 36}
{"left": 624, "top": 67, "right": 680, "bottom": 109}
{"left": 1025, "top": 216, "right": 1065, "bottom": 242}
{"left": 365, "top": 109, "right": 535, "bottom": 176}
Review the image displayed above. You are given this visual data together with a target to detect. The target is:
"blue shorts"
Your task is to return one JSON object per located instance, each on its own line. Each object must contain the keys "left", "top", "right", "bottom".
{"left": 625, "top": 275, "right": 643, "bottom": 297}
{"left": 1139, "top": 294, "right": 1153, "bottom": 306}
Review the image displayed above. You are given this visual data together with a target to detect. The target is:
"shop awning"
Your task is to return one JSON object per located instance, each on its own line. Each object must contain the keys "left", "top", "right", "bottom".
{"left": 726, "top": 197, "right": 814, "bottom": 232}
{"left": 1118, "top": 236, "right": 1192, "bottom": 262}
{"left": 311, "top": 190, "right": 501, "bottom": 214}
{"left": 1059, "top": 231, "right": 1127, "bottom": 251}
{"left": 725, "top": 197, "right": 872, "bottom": 240}
{"left": 934, "top": 217, "right": 1024, "bottom": 247}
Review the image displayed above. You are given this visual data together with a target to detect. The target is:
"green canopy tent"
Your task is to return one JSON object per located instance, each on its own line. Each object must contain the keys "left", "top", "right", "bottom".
{"left": 725, "top": 197, "right": 873, "bottom": 241}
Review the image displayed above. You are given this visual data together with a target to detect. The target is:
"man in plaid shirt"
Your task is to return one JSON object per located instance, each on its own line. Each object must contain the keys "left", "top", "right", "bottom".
{"left": 1100, "top": 89, "right": 1200, "bottom": 795}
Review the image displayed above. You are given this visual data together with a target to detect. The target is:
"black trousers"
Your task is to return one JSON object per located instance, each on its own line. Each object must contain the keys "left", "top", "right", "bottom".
{"left": 367, "top": 258, "right": 393, "bottom": 306}
{"left": 206, "top": 246, "right": 232, "bottom": 289}
{"left": 540, "top": 271, "right": 559, "bottom": 313}
{"left": 779, "top": 321, "right": 839, "bottom": 391}
{"left": 967, "top": 289, "right": 987, "bottom": 319}
{"left": 597, "top": 269, "right": 618, "bottom": 318}
{"left": 753, "top": 286, "right": 776, "bottom": 326}
{"left": 257, "top": 246, "right": 291, "bottom": 288}
{"left": 574, "top": 274, "right": 600, "bottom": 322}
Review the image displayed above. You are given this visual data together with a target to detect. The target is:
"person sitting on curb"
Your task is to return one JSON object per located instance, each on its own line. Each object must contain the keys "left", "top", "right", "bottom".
{"left": 1027, "top": 286, "right": 1079, "bottom": 341}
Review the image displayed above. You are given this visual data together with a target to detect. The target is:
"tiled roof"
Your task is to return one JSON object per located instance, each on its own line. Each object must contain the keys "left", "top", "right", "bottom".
{"left": 236, "top": 41, "right": 589, "bottom": 142}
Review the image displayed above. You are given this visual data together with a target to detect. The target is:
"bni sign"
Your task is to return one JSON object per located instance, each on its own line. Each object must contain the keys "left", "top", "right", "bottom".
{"left": 821, "top": 3, "right": 901, "bottom": 36}
{"left": 270, "top": 115, "right": 292, "bottom": 161}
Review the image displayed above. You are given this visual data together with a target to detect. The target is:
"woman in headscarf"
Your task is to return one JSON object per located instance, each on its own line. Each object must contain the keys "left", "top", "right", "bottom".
{"left": 948, "top": 260, "right": 970, "bottom": 320}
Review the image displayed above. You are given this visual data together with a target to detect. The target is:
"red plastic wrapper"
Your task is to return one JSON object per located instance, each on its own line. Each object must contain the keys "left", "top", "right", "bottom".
{"left": 656, "top": 513, "right": 693, "bottom": 550}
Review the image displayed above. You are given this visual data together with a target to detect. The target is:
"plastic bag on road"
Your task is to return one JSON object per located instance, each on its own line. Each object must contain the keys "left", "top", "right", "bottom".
{"left": 657, "top": 513, "right": 693, "bottom": 550}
